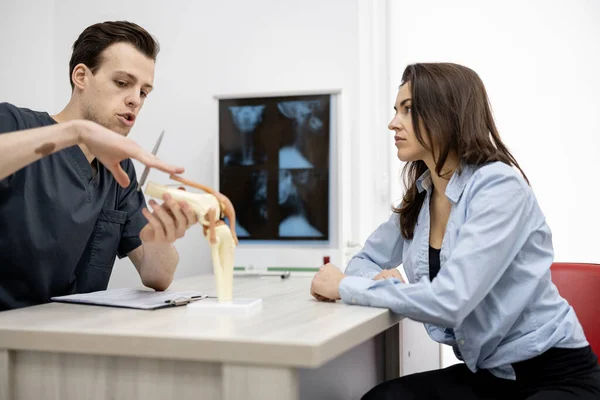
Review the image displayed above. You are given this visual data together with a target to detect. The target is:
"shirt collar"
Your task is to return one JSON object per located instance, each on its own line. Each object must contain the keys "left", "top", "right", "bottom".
{"left": 416, "top": 164, "right": 476, "bottom": 203}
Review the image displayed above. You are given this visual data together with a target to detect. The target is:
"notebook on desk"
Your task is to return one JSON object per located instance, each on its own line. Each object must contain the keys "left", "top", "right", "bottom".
{"left": 51, "top": 288, "right": 207, "bottom": 310}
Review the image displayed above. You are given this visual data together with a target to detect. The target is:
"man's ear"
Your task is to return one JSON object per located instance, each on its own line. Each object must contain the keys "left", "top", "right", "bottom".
{"left": 71, "top": 63, "right": 89, "bottom": 90}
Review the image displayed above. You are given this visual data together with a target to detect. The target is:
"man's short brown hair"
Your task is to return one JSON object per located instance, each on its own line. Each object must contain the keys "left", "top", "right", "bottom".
{"left": 68, "top": 21, "right": 160, "bottom": 90}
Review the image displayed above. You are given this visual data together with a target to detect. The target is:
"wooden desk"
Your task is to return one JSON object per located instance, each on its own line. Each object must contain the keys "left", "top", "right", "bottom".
{"left": 0, "top": 275, "right": 401, "bottom": 400}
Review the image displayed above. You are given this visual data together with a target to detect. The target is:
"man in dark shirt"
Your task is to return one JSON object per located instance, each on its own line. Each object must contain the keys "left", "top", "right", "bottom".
{"left": 0, "top": 21, "right": 197, "bottom": 311}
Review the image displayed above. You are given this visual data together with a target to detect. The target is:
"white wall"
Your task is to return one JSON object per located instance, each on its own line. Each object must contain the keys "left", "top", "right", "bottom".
{"left": 0, "top": 0, "right": 56, "bottom": 111}
{"left": 388, "top": 0, "right": 600, "bottom": 367}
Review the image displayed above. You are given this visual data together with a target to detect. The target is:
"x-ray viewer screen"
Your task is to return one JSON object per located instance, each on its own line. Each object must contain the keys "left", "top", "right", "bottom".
{"left": 219, "top": 94, "right": 330, "bottom": 241}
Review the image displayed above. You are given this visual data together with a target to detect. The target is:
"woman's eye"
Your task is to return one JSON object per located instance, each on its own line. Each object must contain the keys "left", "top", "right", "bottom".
{"left": 116, "top": 80, "right": 126, "bottom": 87}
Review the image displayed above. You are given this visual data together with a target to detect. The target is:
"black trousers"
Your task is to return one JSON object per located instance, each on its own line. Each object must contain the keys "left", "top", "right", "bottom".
{"left": 362, "top": 346, "right": 600, "bottom": 400}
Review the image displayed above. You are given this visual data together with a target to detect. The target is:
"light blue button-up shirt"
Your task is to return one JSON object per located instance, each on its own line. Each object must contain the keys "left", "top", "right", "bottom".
{"left": 339, "top": 162, "right": 587, "bottom": 379}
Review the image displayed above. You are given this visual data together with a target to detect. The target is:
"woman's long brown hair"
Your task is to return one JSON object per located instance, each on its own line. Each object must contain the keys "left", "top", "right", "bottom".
{"left": 393, "top": 63, "right": 528, "bottom": 240}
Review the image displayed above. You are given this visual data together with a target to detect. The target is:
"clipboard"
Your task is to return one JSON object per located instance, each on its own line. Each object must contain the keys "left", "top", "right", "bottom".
{"left": 51, "top": 288, "right": 214, "bottom": 310}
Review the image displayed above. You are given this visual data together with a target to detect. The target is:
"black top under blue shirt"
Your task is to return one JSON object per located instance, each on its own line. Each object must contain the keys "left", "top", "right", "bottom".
{"left": 0, "top": 102, "right": 147, "bottom": 311}
{"left": 429, "top": 245, "right": 441, "bottom": 281}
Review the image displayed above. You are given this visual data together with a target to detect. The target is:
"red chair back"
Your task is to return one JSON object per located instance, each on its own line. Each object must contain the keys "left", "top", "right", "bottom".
{"left": 550, "top": 262, "right": 600, "bottom": 360}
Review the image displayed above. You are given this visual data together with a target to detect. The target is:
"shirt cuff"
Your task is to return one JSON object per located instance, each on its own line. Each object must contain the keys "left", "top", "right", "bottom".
{"left": 339, "top": 276, "right": 375, "bottom": 306}
{"left": 117, "top": 237, "right": 142, "bottom": 259}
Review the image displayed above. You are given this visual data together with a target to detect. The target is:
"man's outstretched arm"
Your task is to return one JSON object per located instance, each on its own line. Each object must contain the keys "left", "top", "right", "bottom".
{"left": 0, "top": 119, "right": 184, "bottom": 187}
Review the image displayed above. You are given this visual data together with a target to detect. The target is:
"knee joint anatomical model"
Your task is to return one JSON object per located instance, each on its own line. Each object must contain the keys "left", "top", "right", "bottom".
{"left": 144, "top": 175, "right": 239, "bottom": 302}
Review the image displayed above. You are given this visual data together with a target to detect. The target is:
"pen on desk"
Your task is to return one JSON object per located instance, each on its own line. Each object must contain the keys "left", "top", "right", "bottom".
{"left": 234, "top": 271, "right": 291, "bottom": 279}
{"left": 165, "top": 295, "right": 208, "bottom": 306}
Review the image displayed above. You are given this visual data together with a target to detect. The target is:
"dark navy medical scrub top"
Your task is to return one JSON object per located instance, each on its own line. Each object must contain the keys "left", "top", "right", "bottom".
{"left": 0, "top": 102, "right": 147, "bottom": 311}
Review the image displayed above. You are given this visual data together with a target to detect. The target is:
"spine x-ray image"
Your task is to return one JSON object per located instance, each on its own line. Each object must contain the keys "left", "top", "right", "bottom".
{"left": 223, "top": 105, "right": 267, "bottom": 166}
{"left": 220, "top": 169, "right": 268, "bottom": 238}
{"left": 279, "top": 169, "right": 324, "bottom": 237}
{"left": 277, "top": 100, "right": 324, "bottom": 169}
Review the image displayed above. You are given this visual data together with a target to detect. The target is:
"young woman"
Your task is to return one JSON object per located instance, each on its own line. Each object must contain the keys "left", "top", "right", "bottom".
{"left": 310, "top": 63, "right": 600, "bottom": 399}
